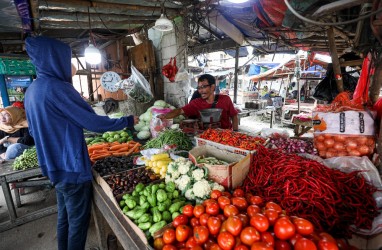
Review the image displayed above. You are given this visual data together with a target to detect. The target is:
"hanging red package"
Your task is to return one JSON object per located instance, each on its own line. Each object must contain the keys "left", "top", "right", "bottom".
{"left": 353, "top": 53, "right": 374, "bottom": 104}
{"left": 162, "top": 57, "right": 178, "bottom": 82}
{"left": 168, "top": 57, "right": 178, "bottom": 82}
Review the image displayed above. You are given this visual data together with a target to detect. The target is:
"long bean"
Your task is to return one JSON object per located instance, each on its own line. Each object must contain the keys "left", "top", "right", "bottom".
{"left": 144, "top": 129, "right": 193, "bottom": 151}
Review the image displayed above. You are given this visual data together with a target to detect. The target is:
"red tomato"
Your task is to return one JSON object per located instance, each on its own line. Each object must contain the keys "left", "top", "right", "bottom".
{"left": 264, "top": 209, "right": 279, "bottom": 225}
{"left": 247, "top": 205, "right": 261, "bottom": 217}
{"left": 190, "top": 217, "right": 200, "bottom": 227}
{"left": 224, "top": 205, "right": 239, "bottom": 217}
{"left": 318, "top": 240, "right": 339, "bottom": 250}
{"left": 162, "top": 245, "right": 177, "bottom": 250}
{"left": 186, "top": 237, "right": 199, "bottom": 248}
{"left": 182, "top": 204, "right": 194, "bottom": 217}
{"left": 200, "top": 213, "right": 211, "bottom": 226}
{"left": 220, "top": 221, "right": 228, "bottom": 233}
{"left": 217, "top": 214, "right": 226, "bottom": 222}
{"left": 193, "top": 204, "right": 205, "bottom": 218}
{"left": 265, "top": 202, "right": 282, "bottom": 213}
{"left": 292, "top": 218, "right": 314, "bottom": 236}
{"left": 237, "top": 213, "right": 249, "bottom": 227}
{"left": 226, "top": 216, "right": 243, "bottom": 236}
{"left": 211, "top": 243, "right": 223, "bottom": 250}
{"left": 231, "top": 197, "right": 248, "bottom": 211}
{"left": 218, "top": 196, "right": 231, "bottom": 210}
{"left": 274, "top": 240, "right": 292, "bottom": 250}
{"left": 194, "top": 225, "right": 210, "bottom": 245}
{"left": 176, "top": 225, "right": 191, "bottom": 242}
{"left": 204, "top": 199, "right": 218, "bottom": 207}
{"left": 173, "top": 214, "right": 189, "bottom": 227}
{"left": 273, "top": 217, "right": 296, "bottom": 240}
{"left": 250, "top": 242, "right": 273, "bottom": 250}
{"left": 153, "top": 237, "right": 165, "bottom": 250}
{"left": 204, "top": 238, "right": 216, "bottom": 250}
{"left": 222, "top": 191, "right": 232, "bottom": 198}
{"left": 218, "top": 232, "right": 236, "bottom": 250}
{"left": 235, "top": 245, "right": 249, "bottom": 250}
{"left": 261, "top": 232, "right": 275, "bottom": 247}
{"left": 163, "top": 228, "right": 176, "bottom": 245}
{"left": 208, "top": 216, "right": 222, "bottom": 235}
{"left": 249, "top": 196, "right": 263, "bottom": 206}
{"left": 295, "top": 238, "right": 317, "bottom": 250}
{"left": 319, "top": 233, "right": 336, "bottom": 243}
{"left": 233, "top": 188, "right": 245, "bottom": 197}
{"left": 206, "top": 202, "right": 220, "bottom": 216}
{"left": 250, "top": 213, "right": 269, "bottom": 232}
{"left": 211, "top": 190, "right": 223, "bottom": 199}
{"left": 289, "top": 234, "right": 303, "bottom": 246}
{"left": 240, "top": 226, "right": 260, "bottom": 246}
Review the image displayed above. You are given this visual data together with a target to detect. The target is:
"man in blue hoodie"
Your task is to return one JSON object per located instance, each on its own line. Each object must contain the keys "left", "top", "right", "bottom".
{"left": 24, "top": 36, "right": 138, "bottom": 250}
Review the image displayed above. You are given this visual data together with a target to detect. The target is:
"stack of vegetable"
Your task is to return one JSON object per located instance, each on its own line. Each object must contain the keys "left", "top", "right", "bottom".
{"left": 13, "top": 147, "right": 39, "bottom": 170}
{"left": 199, "top": 129, "right": 265, "bottom": 150}
{"left": 85, "top": 130, "right": 133, "bottom": 145}
{"left": 153, "top": 189, "right": 358, "bottom": 250}
{"left": 145, "top": 153, "right": 173, "bottom": 178}
{"left": 267, "top": 136, "right": 316, "bottom": 155}
{"left": 92, "top": 156, "right": 136, "bottom": 177}
{"left": 144, "top": 129, "right": 193, "bottom": 151}
{"left": 242, "top": 145, "right": 379, "bottom": 237}
{"left": 88, "top": 141, "right": 141, "bottom": 162}
{"left": 134, "top": 100, "right": 185, "bottom": 140}
{"left": 120, "top": 181, "right": 188, "bottom": 237}
{"left": 165, "top": 158, "right": 225, "bottom": 203}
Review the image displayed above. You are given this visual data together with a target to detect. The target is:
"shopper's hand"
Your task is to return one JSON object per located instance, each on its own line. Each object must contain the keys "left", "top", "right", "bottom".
{"left": 133, "top": 116, "right": 139, "bottom": 125}
{"left": 0, "top": 136, "right": 9, "bottom": 145}
{"left": 157, "top": 114, "right": 165, "bottom": 119}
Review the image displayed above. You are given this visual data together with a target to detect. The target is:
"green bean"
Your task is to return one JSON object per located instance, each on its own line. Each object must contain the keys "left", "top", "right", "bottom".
{"left": 144, "top": 129, "right": 193, "bottom": 151}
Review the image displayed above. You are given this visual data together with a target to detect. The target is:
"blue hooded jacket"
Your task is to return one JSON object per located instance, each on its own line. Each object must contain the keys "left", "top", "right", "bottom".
{"left": 25, "top": 36, "right": 134, "bottom": 184}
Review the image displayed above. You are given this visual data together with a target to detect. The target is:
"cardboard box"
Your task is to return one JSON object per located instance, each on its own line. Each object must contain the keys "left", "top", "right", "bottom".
{"left": 195, "top": 136, "right": 255, "bottom": 156}
{"left": 189, "top": 145, "right": 251, "bottom": 189}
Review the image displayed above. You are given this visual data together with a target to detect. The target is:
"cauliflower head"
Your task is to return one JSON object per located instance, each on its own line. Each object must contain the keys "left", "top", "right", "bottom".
{"left": 167, "top": 162, "right": 178, "bottom": 174}
{"left": 191, "top": 168, "right": 205, "bottom": 181}
{"left": 178, "top": 160, "right": 192, "bottom": 175}
{"left": 210, "top": 182, "right": 225, "bottom": 192}
{"left": 185, "top": 188, "right": 195, "bottom": 200}
{"left": 175, "top": 174, "right": 191, "bottom": 191}
{"left": 193, "top": 179, "right": 211, "bottom": 198}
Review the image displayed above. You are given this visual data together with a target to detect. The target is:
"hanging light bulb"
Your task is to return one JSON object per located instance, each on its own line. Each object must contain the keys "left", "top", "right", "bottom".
{"left": 84, "top": 42, "right": 101, "bottom": 64}
{"left": 154, "top": 14, "right": 173, "bottom": 32}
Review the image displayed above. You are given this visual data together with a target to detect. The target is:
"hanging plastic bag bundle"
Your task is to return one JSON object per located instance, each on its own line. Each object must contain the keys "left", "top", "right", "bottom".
{"left": 121, "top": 65, "right": 154, "bottom": 103}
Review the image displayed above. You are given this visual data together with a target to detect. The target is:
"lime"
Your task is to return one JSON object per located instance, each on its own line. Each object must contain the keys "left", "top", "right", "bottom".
{"left": 118, "top": 138, "right": 124, "bottom": 143}
{"left": 113, "top": 134, "right": 121, "bottom": 140}
{"left": 120, "top": 132, "right": 129, "bottom": 137}
{"left": 120, "top": 136, "right": 128, "bottom": 142}
{"left": 107, "top": 137, "right": 115, "bottom": 143}
{"left": 102, "top": 133, "right": 109, "bottom": 139}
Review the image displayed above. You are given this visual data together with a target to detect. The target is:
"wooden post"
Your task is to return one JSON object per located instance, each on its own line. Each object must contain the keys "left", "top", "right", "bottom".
{"left": 327, "top": 27, "right": 344, "bottom": 92}
{"left": 234, "top": 45, "right": 239, "bottom": 104}
{"left": 86, "top": 62, "right": 95, "bottom": 102}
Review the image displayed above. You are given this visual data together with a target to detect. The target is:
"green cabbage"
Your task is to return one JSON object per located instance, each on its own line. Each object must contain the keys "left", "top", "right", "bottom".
{"left": 153, "top": 100, "right": 167, "bottom": 108}
{"left": 137, "top": 131, "right": 151, "bottom": 140}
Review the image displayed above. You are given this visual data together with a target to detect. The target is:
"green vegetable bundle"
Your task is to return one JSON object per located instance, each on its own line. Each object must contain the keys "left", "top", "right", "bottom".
{"left": 119, "top": 181, "right": 189, "bottom": 238}
{"left": 144, "top": 129, "right": 193, "bottom": 151}
{"left": 12, "top": 147, "right": 39, "bottom": 170}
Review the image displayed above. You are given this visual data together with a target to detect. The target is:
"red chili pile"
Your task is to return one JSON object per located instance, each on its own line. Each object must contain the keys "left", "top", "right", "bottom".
{"left": 199, "top": 129, "right": 265, "bottom": 151}
{"left": 242, "top": 146, "right": 379, "bottom": 237}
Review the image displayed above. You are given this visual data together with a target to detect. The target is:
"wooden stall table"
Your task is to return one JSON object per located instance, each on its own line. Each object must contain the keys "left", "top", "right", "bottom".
{"left": 0, "top": 161, "right": 56, "bottom": 232}
{"left": 292, "top": 115, "right": 313, "bottom": 137}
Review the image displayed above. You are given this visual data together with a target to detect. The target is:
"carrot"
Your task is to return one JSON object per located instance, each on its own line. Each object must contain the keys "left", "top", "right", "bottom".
{"left": 123, "top": 143, "right": 141, "bottom": 157}
{"left": 109, "top": 144, "right": 129, "bottom": 151}
{"left": 92, "top": 149, "right": 109, "bottom": 154}
{"left": 111, "top": 152, "right": 128, "bottom": 156}
{"left": 90, "top": 153, "right": 111, "bottom": 161}
{"left": 115, "top": 146, "right": 132, "bottom": 153}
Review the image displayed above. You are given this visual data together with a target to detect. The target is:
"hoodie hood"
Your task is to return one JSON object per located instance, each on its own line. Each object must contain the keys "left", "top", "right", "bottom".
{"left": 25, "top": 36, "right": 72, "bottom": 83}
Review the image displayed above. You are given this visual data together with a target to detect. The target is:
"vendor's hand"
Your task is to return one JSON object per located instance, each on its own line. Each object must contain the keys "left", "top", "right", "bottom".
{"left": 133, "top": 116, "right": 139, "bottom": 125}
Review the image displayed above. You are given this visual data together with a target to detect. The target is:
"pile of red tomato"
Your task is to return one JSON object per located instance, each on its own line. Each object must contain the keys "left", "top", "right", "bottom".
{"left": 152, "top": 189, "right": 358, "bottom": 250}
{"left": 314, "top": 134, "right": 375, "bottom": 158}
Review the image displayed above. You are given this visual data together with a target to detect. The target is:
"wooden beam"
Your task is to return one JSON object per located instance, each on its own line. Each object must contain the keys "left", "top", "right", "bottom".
{"left": 339, "top": 59, "right": 363, "bottom": 67}
{"left": 29, "top": 0, "right": 40, "bottom": 31}
{"left": 39, "top": 11, "right": 158, "bottom": 22}
{"left": 207, "top": 10, "right": 247, "bottom": 46}
{"left": 40, "top": 20, "right": 150, "bottom": 29}
{"left": 188, "top": 39, "right": 238, "bottom": 55}
{"left": 312, "top": 0, "right": 367, "bottom": 17}
{"left": 327, "top": 27, "right": 344, "bottom": 92}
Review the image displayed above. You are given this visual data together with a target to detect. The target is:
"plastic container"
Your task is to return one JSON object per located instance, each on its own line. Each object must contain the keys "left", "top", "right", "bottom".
{"left": 150, "top": 108, "right": 173, "bottom": 138}
{"left": 199, "top": 108, "right": 222, "bottom": 123}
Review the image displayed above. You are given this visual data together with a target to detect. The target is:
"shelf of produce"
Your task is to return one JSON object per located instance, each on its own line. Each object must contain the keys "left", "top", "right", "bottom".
{"left": 0, "top": 161, "right": 56, "bottom": 232}
{"left": 92, "top": 179, "right": 148, "bottom": 250}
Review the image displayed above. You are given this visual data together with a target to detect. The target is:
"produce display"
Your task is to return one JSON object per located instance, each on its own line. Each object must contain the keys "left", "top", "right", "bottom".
{"left": 92, "top": 156, "right": 137, "bottom": 177}
{"left": 144, "top": 129, "right": 193, "bottom": 151}
{"left": 87, "top": 141, "right": 141, "bottom": 162}
{"left": 12, "top": 147, "right": 39, "bottom": 170}
{"left": 267, "top": 136, "right": 316, "bottom": 155}
{"left": 120, "top": 181, "right": 187, "bottom": 237}
{"left": 165, "top": 158, "right": 225, "bottom": 203}
{"left": 145, "top": 153, "right": 173, "bottom": 178}
{"left": 242, "top": 146, "right": 379, "bottom": 237}
{"left": 314, "top": 134, "right": 375, "bottom": 158}
{"left": 199, "top": 129, "right": 265, "bottom": 150}
{"left": 105, "top": 167, "right": 159, "bottom": 196}
{"left": 153, "top": 189, "right": 358, "bottom": 250}
{"left": 85, "top": 130, "right": 133, "bottom": 145}
{"left": 196, "top": 156, "right": 228, "bottom": 165}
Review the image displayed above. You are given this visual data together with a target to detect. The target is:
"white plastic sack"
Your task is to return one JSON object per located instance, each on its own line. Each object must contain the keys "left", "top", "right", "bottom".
{"left": 260, "top": 128, "right": 290, "bottom": 138}
{"left": 174, "top": 66, "right": 189, "bottom": 82}
{"left": 120, "top": 66, "right": 154, "bottom": 103}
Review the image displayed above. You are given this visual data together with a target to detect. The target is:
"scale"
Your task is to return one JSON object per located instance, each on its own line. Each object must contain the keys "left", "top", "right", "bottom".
{"left": 180, "top": 119, "right": 221, "bottom": 135}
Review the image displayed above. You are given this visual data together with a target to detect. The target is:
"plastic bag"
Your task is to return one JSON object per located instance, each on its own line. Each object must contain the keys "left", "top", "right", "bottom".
{"left": 353, "top": 53, "right": 374, "bottom": 104}
{"left": 150, "top": 108, "right": 173, "bottom": 138}
{"left": 174, "top": 66, "right": 189, "bottom": 82}
{"left": 260, "top": 128, "right": 290, "bottom": 138}
{"left": 121, "top": 66, "right": 153, "bottom": 103}
{"left": 322, "top": 156, "right": 382, "bottom": 235}
{"left": 162, "top": 57, "right": 178, "bottom": 82}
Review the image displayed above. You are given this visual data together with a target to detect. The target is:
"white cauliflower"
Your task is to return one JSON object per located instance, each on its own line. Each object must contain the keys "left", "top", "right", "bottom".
{"left": 171, "top": 170, "right": 181, "bottom": 179}
{"left": 178, "top": 161, "right": 192, "bottom": 175}
{"left": 165, "top": 173, "right": 173, "bottom": 184}
{"left": 167, "top": 162, "right": 178, "bottom": 174}
{"left": 210, "top": 182, "right": 225, "bottom": 192}
{"left": 193, "top": 179, "right": 211, "bottom": 198}
{"left": 185, "top": 189, "right": 195, "bottom": 200}
{"left": 175, "top": 174, "right": 191, "bottom": 191}
{"left": 191, "top": 168, "right": 205, "bottom": 181}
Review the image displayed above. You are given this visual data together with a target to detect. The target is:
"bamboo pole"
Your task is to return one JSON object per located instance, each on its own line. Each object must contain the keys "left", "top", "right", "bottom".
{"left": 327, "top": 27, "right": 344, "bottom": 92}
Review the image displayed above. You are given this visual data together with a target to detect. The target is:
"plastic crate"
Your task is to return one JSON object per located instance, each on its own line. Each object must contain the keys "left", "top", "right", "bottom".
{"left": 0, "top": 58, "right": 36, "bottom": 75}
{"left": 195, "top": 136, "right": 255, "bottom": 156}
